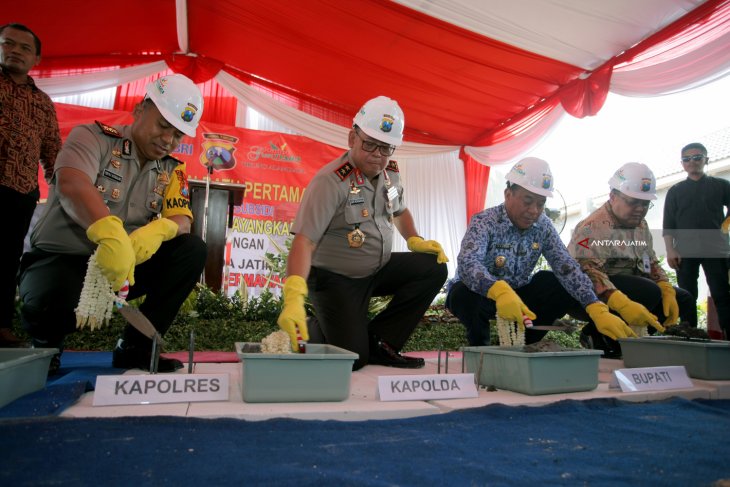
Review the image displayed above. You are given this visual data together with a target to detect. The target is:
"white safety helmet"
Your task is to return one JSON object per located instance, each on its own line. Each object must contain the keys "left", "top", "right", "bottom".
{"left": 608, "top": 162, "right": 657, "bottom": 201}
{"left": 145, "top": 74, "right": 204, "bottom": 137}
{"left": 505, "top": 157, "right": 554, "bottom": 197}
{"left": 352, "top": 96, "right": 405, "bottom": 147}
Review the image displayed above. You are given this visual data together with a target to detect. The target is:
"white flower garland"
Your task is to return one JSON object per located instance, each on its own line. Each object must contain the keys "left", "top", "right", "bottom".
{"left": 74, "top": 251, "right": 120, "bottom": 330}
{"left": 495, "top": 316, "right": 525, "bottom": 347}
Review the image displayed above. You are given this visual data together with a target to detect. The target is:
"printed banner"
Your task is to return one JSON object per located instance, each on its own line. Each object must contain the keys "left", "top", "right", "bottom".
{"left": 49, "top": 103, "right": 343, "bottom": 298}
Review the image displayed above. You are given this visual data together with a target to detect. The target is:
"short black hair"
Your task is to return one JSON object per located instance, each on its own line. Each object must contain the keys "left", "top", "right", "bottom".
{"left": 0, "top": 23, "right": 41, "bottom": 56}
{"left": 681, "top": 142, "right": 707, "bottom": 156}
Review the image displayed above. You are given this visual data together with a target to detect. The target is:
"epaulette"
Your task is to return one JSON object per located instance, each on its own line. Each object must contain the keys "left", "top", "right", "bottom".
{"left": 95, "top": 120, "right": 123, "bottom": 138}
{"left": 386, "top": 160, "right": 399, "bottom": 173}
{"left": 335, "top": 161, "right": 354, "bottom": 181}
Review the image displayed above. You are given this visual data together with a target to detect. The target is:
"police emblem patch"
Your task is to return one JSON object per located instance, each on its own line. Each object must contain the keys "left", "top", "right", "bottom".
{"left": 380, "top": 114, "right": 395, "bottom": 133}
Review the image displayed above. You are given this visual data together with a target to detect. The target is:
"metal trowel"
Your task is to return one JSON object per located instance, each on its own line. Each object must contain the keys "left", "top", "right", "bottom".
{"left": 526, "top": 319, "right": 577, "bottom": 333}
{"left": 117, "top": 305, "right": 164, "bottom": 373}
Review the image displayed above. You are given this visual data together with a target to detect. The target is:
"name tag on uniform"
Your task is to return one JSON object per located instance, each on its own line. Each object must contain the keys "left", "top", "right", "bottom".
{"left": 103, "top": 169, "right": 122, "bottom": 183}
{"left": 348, "top": 196, "right": 365, "bottom": 205}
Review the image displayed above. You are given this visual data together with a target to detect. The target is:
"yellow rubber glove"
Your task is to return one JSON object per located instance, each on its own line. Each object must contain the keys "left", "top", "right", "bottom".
{"left": 657, "top": 281, "right": 680, "bottom": 327}
{"left": 86, "top": 215, "right": 136, "bottom": 291}
{"left": 276, "top": 275, "right": 310, "bottom": 352}
{"left": 486, "top": 280, "right": 536, "bottom": 325}
{"left": 607, "top": 290, "right": 665, "bottom": 333}
{"left": 407, "top": 236, "right": 449, "bottom": 264}
{"left": 586, "top": 302, "right": 637, "bottom": 340}
{"left": 721, "top": 216, "right": 730, "bottom": 234}
{"left": 129, "top": 218, "right": 179, "bottom": 265}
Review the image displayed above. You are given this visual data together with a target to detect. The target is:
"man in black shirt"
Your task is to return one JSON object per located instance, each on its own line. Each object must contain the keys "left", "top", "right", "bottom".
{"left": 663, "top": 142, "right": 730, "bottom": 338}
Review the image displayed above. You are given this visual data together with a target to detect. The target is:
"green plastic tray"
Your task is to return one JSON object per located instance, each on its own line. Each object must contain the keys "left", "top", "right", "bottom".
{"left": 462, "top": 346, "right": 602, "bottom": 395}
{"left": 235, "top": 342, "right": 357, "bottom": 403}
{"left": 619, "top": 336, "right": 730, "bottom": 380}
{"left": 0, "top": 348, "right": 57, "bottom": 408}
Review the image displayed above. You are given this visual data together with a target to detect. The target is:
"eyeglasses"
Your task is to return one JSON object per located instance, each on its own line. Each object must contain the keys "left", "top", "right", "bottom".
{"left": 681, "top": 154, "right": 706, "bottom": 163}
{"left": 616, "top": 192, "right": 654, "bottom": 210}
{"left": 354, "top": 128, "right": 395, "bottom": 157}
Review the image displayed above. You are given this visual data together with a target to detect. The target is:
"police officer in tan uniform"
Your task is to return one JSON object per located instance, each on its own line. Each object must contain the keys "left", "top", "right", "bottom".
{"left": 18, "top": 74, "right": 207, "bottom": 374}
{"left": 277, "top": 96, "right": 448, "bottom": 370}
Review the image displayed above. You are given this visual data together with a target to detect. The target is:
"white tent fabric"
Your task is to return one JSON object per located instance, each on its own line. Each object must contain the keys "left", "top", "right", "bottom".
{"left": 35, "top": 62, "right": 168, "bottom": 98}
{"left": 394, "top": 0, "right": 705, "bottom": 70}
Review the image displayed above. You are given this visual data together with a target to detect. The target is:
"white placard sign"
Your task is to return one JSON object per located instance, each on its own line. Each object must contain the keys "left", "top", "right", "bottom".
{"left": 93, "top": 374, "right": 230, "bottom": 406}
{"left": 612, "top": 366, "right": 693, "bottom": 393}
{"left": 377, "top": 373, "right": 478, "bottom": 401}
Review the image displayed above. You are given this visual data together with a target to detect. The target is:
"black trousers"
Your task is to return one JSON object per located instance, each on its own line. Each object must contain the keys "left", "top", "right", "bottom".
{"left": 676, "top": 257, "right": 730, "bottom": 334}
{"left": 576, "top": 274, "right": 696, "bottom": 357}
{"left": 18, "top": 234, "right": 207, "bottom": 348}
{"left": 446, "top": 271, "right": 579, "bottom": 346}
{"left": 307, "top": 252, "right": 447, "bottom": 370}
{"left": 0, "top": 185, "right": 39, "bottom": 330}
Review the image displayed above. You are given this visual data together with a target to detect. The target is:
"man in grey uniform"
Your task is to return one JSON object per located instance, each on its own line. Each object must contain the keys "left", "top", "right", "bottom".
{"left": 277, "top": 96, "right": 448, "bottom": 370}
{"left": 18, "top": 74, "right": 207, "bottom": 374}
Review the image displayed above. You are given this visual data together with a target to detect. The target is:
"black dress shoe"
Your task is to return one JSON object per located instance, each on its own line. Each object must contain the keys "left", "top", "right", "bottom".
{"left": 369, "top": 339, "right": 425, "bottom": 369}
{"left": 112, "top": 340, "right": 183, "bottom": 373}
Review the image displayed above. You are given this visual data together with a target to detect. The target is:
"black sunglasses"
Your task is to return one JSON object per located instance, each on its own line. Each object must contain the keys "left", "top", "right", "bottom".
{"left": 681, "top": 154, "right": 706, "bottom": 163}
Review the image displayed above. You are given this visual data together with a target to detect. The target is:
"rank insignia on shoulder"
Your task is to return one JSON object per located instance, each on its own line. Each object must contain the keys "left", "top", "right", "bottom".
{"left": 335, "top": 162, "right": 354, "bottom": 181}
{"left": 386, "top": 160, "right": 399, "bottom": 173}
{"left": 95, "top": 120, "right": 123, "bottom": 138}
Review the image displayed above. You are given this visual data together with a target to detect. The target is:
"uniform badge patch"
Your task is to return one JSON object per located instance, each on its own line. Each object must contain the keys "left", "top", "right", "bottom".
{"left": 95, "top": 120, "right": 122, "bottom": 138}
{"left": 347, "top": 228, "right": 365, "bottom": 248}
{"left": 386, "top": 160, "right": 399, "bottom": 173}
{"left": 335, "top": 162, "right": 354, "bottom": 181}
